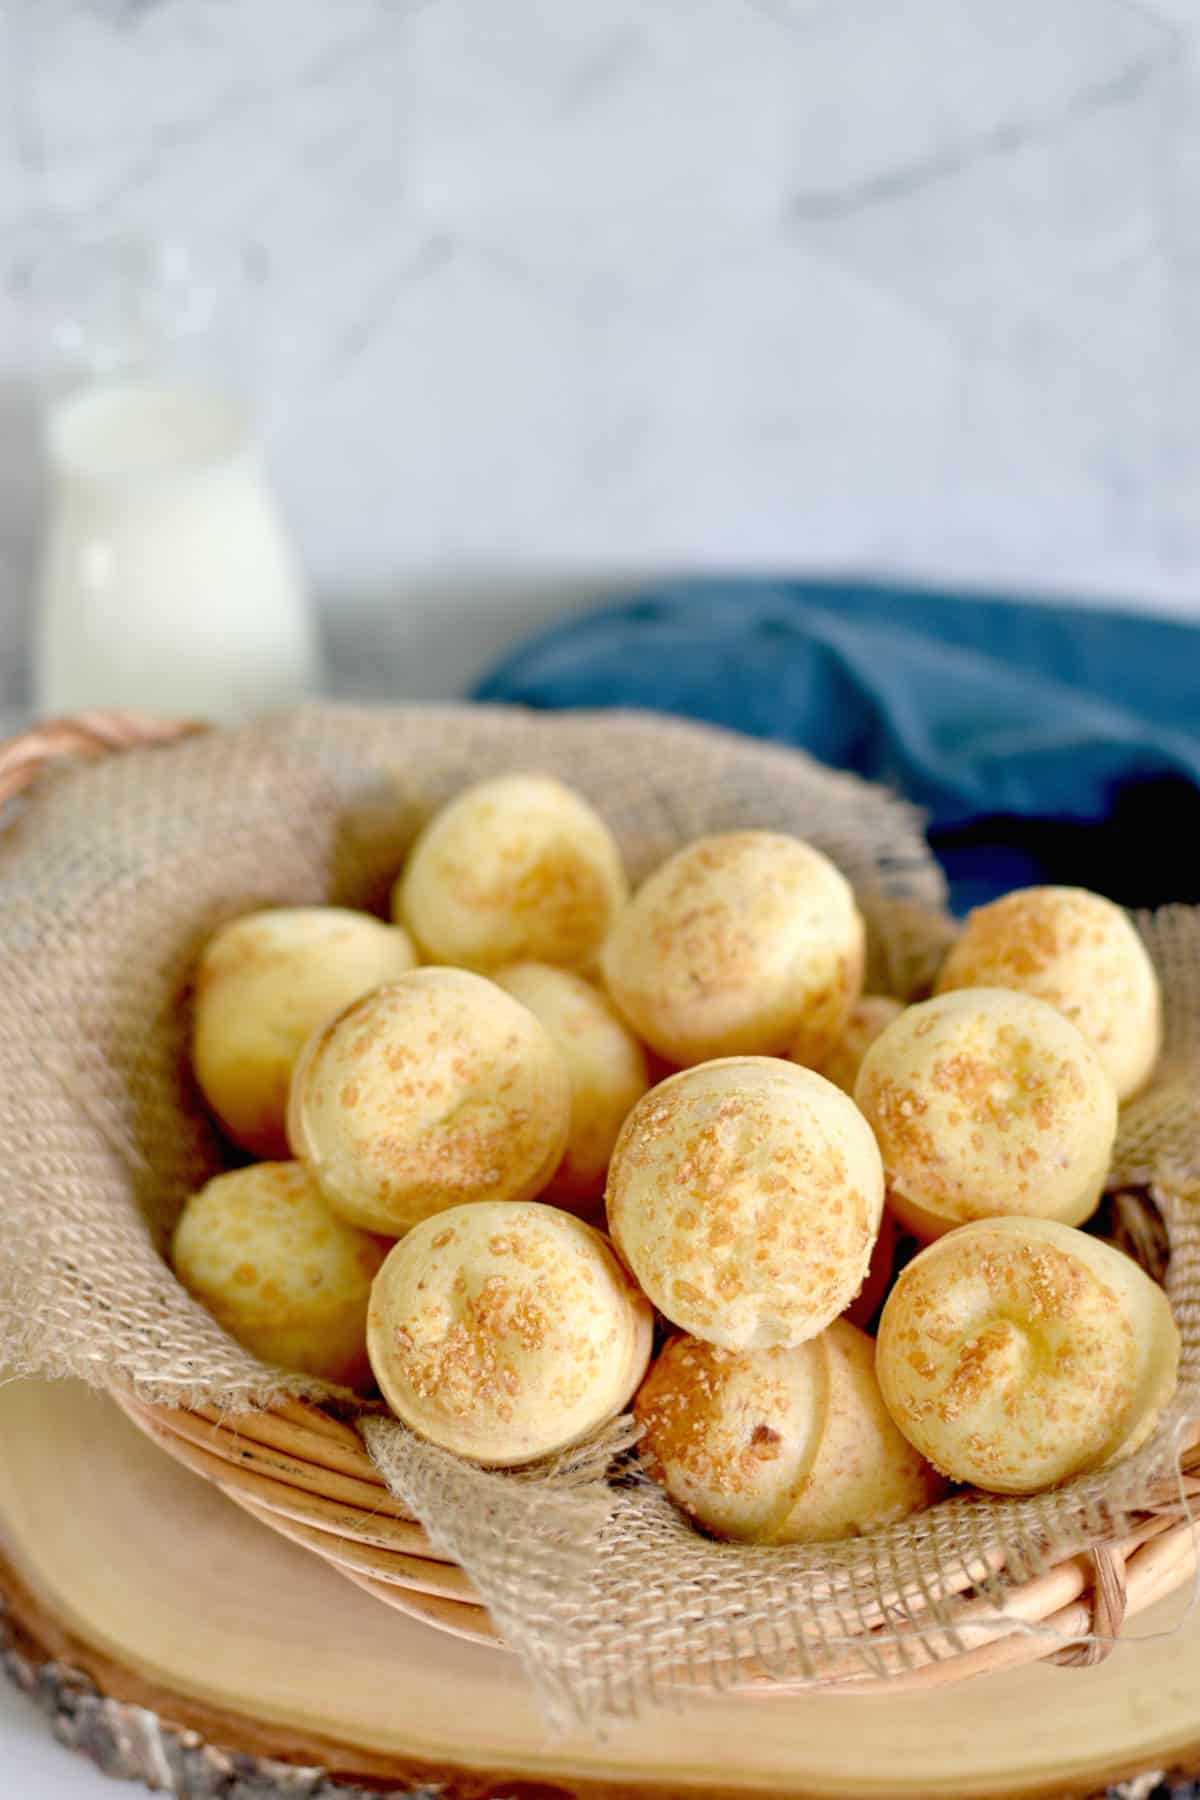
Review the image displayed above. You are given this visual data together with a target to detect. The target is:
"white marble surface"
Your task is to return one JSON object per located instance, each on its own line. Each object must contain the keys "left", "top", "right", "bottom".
{"left": 2, "top": 0, "right": 1200, "bottom": 717}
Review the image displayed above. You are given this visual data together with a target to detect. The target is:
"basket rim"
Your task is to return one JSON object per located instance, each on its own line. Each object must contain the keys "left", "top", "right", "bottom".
{"left": 109, "top": 1386, "right": 1200, "bottom": 1690}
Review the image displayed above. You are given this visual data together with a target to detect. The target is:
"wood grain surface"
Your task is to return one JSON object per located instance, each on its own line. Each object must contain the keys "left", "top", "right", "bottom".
{"left": 4, "top": 1380, "right": 1200, "bottom": 1799}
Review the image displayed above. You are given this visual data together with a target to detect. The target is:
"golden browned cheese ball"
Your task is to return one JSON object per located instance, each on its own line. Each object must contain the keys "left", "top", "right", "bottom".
{"left": 601, "top": 831, "right": 865, "bottom": 1068}
{"left": 192, "top": 907, "right": 417, "bottom": 1157}
{"left": 171, "top": 1162, "right": 387, "bottom": 1388}
{"left": 934, "top": 885, "right": 1162, "bottom": 1102}
{"left": 392, "top": 774, "right": 627, "bottom": 973}
{"left": 491, "top": 963, "right": 650, "bottom": 1213}
{"left": 606, "top": 1057, "right": 884, "bottom": 1350}
{"left": 288, "top": 968, "right": 570, "bottom": 1235}
{"left": 367, "top": 1200, "right": 653, "bottom": 1465}
{"left": 634, "top": 1321, "right": 943, "bottom": 1543}
{"left": 854, "top": 987, "right": 1118, "bottom": 1243}
{"left": 876, "top": 1218, "right": 1179, "bottom": 1494}
{"left": 816, "top": 995, "right": 905, "bottom": 1096}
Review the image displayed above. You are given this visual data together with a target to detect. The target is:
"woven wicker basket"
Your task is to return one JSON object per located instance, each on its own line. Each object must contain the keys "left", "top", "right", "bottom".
{"left": 4, "top": 710, "right": 1199, "bottom": 1695}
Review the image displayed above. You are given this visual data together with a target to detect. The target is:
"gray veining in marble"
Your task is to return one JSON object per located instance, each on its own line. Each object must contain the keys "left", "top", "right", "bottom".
{"left": 1, "top": 0, "right": 1199, "bottom": 713}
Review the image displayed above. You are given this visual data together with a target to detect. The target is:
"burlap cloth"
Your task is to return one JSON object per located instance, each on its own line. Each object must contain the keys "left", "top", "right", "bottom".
{"left": 2, "top": 702, "right": 1198, "bottom": 1727}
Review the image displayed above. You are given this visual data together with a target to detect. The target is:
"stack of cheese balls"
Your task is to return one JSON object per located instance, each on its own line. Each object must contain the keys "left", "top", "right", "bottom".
{"left": 172, "top": 774, "right": 1177, "bottom": 1542}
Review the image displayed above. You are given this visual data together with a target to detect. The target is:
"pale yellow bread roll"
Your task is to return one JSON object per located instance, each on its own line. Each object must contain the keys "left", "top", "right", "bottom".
{"left": 634, "top": 1320, "right": 943, "bottom": 1543}
{"left": 854, "top": 987, "right": 1118, "bottom": 1242}
{"left": 601, "top": 831, "right": 865, "bottom": 1068}
{"left": 367, "top": 1200, "right": 654, "bottom": 1465}
{"left": 876, "top": 1217, "right": 1179, "bottom": 1494}
{"left": 492, "top": 962, "right": 650, "bottom": 1213}
{"left": 934, "top": 885, "right": 1162, "bottom": 1102}
{"left": 172, "top": 1162, "right": 387, "bottom": 1389}
{"left": 288, "top": 968, "right": 570, "bottom": 1235}
{"left": 606, "top": 1057, "right": 884, "bottom": 1350}
{"left": 392, "top": 774, "right": 627, "bottom": 973}
{"left": 192, "top": 906, "right": 417, "bottom": 1157}
{"left": 816, "top": 995, "right": 905, "bottom": 1096}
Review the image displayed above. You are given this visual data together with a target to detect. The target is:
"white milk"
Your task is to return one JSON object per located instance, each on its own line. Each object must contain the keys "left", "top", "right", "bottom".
{"left": 34, "top": 381, "right": 319, "bottom": 722}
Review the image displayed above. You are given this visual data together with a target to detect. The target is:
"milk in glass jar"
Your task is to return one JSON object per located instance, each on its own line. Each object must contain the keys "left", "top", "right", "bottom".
{"left": 30, "top": 236, "right": 320, "bottom": 723}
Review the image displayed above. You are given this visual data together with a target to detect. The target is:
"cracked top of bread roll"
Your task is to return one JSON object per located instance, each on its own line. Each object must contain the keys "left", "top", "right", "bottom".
{"left": 634, "top": 1320, "right": 943, "bottom": 1543}
{"left": 288, "top": 967, "right": 570, "bottom": 1235}
{"left": 934, "top": 885, "right": 1162, "bottom": 1102}
{"left": 854, "top": 987, "right": 1118, "bottom": 1242}
{"left": 367, "top": 1199, "right": 654, "bottom": 1465}
{"left": 606, "top": 1056, "right": 884, "bottom": 1350}
{"left": 392, "top": 773, "right": 628, "bottom": 972}
{"left": 876, "top": 1217, "right": 1179, "bottom": 1494}
{"left": 601, "top": 830, "right": 864, "bottom": 1068}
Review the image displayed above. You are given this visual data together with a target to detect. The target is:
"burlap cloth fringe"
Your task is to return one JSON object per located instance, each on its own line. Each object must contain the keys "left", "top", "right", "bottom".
{"left": 1, "top": 703, "right": 1197, "bottom": 1726}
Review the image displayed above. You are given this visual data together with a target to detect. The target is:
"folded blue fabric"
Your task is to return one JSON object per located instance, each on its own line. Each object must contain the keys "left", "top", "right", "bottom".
{"left": 474, "top": 579, "right": 1200, "bottom": 912}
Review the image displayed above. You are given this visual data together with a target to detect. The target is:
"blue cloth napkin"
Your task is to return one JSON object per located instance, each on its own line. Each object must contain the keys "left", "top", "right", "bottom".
{"left": 474, "top": 579, "right": 1200, "bottom": 912}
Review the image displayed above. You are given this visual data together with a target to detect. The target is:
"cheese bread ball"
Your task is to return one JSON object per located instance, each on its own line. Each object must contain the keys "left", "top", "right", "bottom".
{"left": 854, "top": 988, "right": 1118, "bottom": 1243}
{"left": 192, "top": 907, "right": 417, "bottom": 1157}
{"left": 367, "top": 1200, "right": 653, "bottom": 1465}
{"left": 877, "top": 1218, "right": 1179, "bottom": 1494}
{"left": 817, "top": 995, "right": 905, "bottom": 1097}
{"left": 172, "top": 1162, "right": 387, "bottom": 1388}
{"left": 844, "top": 1205, "right": 896, "bottom": 1331}
{"left": 601, "top": 831, "right": 865, "bottom": 1068}
{"left": 634, "top": 1321, "right": 942, "bottom": 1543}
{"left": 606, "top": 1057, "right": 884, "bottom": 1350}
{"left": 935, "top": 886, "right": 1162, "bottom": 1102}
{"left": 392, "top": 774, "right": 627, "bottom": 973}
{"left": 492, "top": 963, "right": 650, "bottom": 1212}
{"left": 288, "top": 968, "right": 570, "bottom": 1235}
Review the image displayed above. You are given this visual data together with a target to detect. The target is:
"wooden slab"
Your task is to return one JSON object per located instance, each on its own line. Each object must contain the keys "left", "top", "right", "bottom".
{"left": 3, "top": 1379, "right": 1200, "bottom": 1799}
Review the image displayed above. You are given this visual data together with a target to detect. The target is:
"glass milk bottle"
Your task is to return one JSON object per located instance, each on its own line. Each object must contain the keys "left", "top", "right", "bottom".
{"left": 36, "top": 380, "right": 317, "bottom": 721}
{"left": 30, "top": 236, "right": 320, "bottom": 723}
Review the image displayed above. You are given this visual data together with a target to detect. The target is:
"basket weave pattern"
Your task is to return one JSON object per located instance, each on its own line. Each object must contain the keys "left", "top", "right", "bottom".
{"left": 2, "top": 707, "right": 1199, "bottom": 1725}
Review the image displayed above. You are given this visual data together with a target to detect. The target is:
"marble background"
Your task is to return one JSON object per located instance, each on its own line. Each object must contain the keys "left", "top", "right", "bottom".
{"left": 2, "top": 0, "right": 1200, "bottom": 712}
